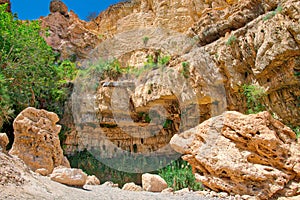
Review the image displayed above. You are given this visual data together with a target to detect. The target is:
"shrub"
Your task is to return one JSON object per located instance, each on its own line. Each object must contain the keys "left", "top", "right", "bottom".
{"left": 159, "top": 159, "right": 203, "bottom": 191}
{"left": 0, "top": 4, "right": 77, "bottom": 124}
{"left": 242, "top": 84, "right": 267, "bottom": 114}
{"left": 181, "top": 62, "right": 190, "bottom": 78}
{"left": 226, "top": 35, "right": 237, "bottom": 46}
{"left": 263, "top": 5, "right": 283, "bottom": 21}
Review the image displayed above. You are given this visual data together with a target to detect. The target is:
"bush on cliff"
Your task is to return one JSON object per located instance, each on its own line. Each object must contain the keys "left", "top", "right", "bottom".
{"left": 0, "top": 4, "right": 77, "bottom": 127}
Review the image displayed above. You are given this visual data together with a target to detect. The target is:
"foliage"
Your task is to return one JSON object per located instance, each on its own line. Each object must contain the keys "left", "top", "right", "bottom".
{"left": 292, "top": 126, "right": 300, "bottom": 139}
{"left": 181, "top": 62, "right": 190, "bottom": 78}
{"left": 0, "top": 4, "right": 77, "bottom": 125}
{"left": 242, "top": 84, "right": 266, "bottom": 114}
{"left": 263, "top": 5, "right": 282, "bottom": 21}
{"left": 142, "top": 36, "right": 149, "bottom": 46}
{"left": 226, "top": 35, "right": 237, "bottom": 46}
{"left": 67, "top": 149, "right": 142, "bottom": 187}
{"left": 159, "top": 159, "right": 203, "bottom": 191}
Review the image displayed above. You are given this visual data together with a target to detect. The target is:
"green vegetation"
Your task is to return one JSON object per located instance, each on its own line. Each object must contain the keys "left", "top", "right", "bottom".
{"left": 67, "top": 149, "right": 142, "bottom": 187}
{"left": 263, "top": 5, "right": 283, "bottom": 21}
{"left": 0, "top": 4, "right": 77, "bottom": 126}
{"left": 159, "top": 159, "right": 203, "bottom": 191}
{"left": 142, "top": 36, "right": 149, "bottom": 46}
{"left": 181, "top": 61, "right": 190, "bottom": 78}
{"left": 292, "top": 126, "right": 300, "bottom": 139}
{"left": 242, "top": 84, "right": 267, "bottom": 114}
{"left": 226, "top": 35, "right": 237, "bottom": 46}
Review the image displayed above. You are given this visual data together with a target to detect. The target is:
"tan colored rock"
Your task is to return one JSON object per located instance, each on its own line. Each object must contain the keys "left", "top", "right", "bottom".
{"left": 0, "top": 133, "right": 9, "bottom": 153}
{"left": 161, "top": 187, "right": 174, "bottom": 194}
{"left": 174, "top": 188, "right": 190, "bottom": 195}
{"left": 170, "top": 111, "right": 300, "bottom": 199}
{"left": 102, "top": 181, "right": 119, "bottom": 188}
{"left": 35, "top": 168, "right": 49, "bottom": 176}
{"left": 49, "top": 0, "right": 68, "bottom": 16}
{"left": 85, "top": 175, "right": 100, "bottom": 185}
{"left": 142, "top": 173, "right": 168, "bottom": 192}
{"left": 122, "top": 182, "right": 143, "bottom": 191}
{"left": 9, "top": 107, "right": 69, "bottom": 175}
{"left": 50, "top": 166, "right": 88, "bottom": 187}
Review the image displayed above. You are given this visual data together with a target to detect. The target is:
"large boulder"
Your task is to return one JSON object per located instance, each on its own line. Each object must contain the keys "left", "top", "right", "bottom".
{"left": 0, "top": 133, "right": 9, "bottom": 153}
{"left": 142, "top": 173, "right": 168, "bottom": 192}
{"left": 50, "top": 166, "right": 87, "bottom": 187}
{"left": 9, "top": 107, "right": 70, "bottom": 175}
{"left": 170, "top": 111, "right": 300, "bottom": 199}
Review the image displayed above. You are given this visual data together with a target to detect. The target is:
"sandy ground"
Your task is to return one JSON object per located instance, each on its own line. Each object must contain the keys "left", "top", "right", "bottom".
{"left": 0, "top": 175, "right": 222, "bottom": 200}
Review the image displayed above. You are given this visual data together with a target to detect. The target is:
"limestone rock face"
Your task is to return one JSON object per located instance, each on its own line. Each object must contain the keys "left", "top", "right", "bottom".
{"left": 0, "top": 133, "right": 9, "bottom": 153}
{"left": 142, "top": 173, "right": 168, "bottom": 192}
{"left": 0, "top": 0, "right": 11, "bottom": 12}
{"left": 122, "top": 182, "right": 143, "bottom": 191}
{"left": 50, "top": 166, "right": 88, "bottom": 187}
{"left": 170, "top": 111, "right": 300, "bottom": 199}
{"left": 49, "top": 0, "right": 68, "bottom": 16}
{"left": 40, "top": 11, "right": 100, "bottom": 60}
{"left": 9, "top": 107, "right": 69, "bottom": 175}
{"left": 85, "top": 175, "right": 100, "bottom": 185}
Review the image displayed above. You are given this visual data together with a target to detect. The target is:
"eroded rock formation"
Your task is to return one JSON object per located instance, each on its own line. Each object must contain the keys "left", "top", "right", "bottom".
{"left": 9, "top": 107, "right": 70, "bottom": 175}
{"left": 170, "top": 111, "right": 300, "bottom": 199}
{"left": 0, "top": 133, "right": 9, "bottom": 153}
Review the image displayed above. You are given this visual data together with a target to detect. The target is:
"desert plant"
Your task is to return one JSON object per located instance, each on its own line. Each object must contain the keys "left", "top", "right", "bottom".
{"left": 263, "top": 5, "right": 283, "bottom": 21}
{"left": 159, "top": 159, "right": 203, "bottom": 191}
{"left": 242, "top": 84, "right": 267, "bottom": 114}
{"left": 226, "top": 35, "right": 237, "bottom": 46}
{"left": 181, "top": 62, "right": 190, "bottom": 78}
{"left": 143, "top": 36, "right": 149, "bottom": 46}
{"left": 292, "top": 126, "right": 300, "bottom": 139}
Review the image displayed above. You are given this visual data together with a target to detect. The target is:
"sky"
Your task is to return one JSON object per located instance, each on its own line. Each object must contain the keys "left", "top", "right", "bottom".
{"left": 10, "top": 0, "right": 123, "bottom": 20}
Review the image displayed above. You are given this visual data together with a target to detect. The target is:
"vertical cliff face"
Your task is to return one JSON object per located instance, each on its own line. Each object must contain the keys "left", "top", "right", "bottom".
{"left": 41, "top": 0, "right": 299, "bottom": 163}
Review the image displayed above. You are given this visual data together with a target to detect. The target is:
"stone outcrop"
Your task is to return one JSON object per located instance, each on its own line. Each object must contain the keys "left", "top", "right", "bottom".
{"left": 142, "top": 173, "right": 168, "bottom": 192}
{"left": 49, "top": 0, "right": 68, "bottom": 17}
{"left": 0, "top": 133, "right": 9, "bottom": 153}
{"left": 170, "top": 111, "right": 300, "bottom": 199}
{"left": 0, "top": 0, "right": 11, "bottom": 12}
{"left": 50, "top": 166, "right": 88, "bottom": 187}
{"left": 9, "top": 107, "right": 70, "bottom": 175}
{"left": 122, "top": 182, "right": 143, "bottom": 191}
{"left": 85, "top": 175, "right": 100, "bottom": 185}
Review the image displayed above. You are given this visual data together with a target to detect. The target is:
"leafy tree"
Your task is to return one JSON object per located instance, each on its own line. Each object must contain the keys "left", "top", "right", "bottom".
{"left": 0, "top": 4, "right": 77, "bottom": 127}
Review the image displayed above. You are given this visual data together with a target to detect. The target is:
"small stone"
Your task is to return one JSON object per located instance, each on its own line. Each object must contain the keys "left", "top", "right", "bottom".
{"left": 85, "top": 175, "right": 100, "bottom": 185}
{"left": 174, "top": 188, "right": 190, "bottom": 195}
{"left": 102, "top": 181, "right": 119, "bottom": 188}
{"left": 218, "top": 192, "right": 229, "bottom": 198}
{"left": 196, "top": 190, "right": 210, "bottom": 196}
{"left": 35, "top": 168, "right": 49, "bottom": 176}
{"left": 161, "top": 187, "right": 174, "bottom": 194}
{"left": 0, "top": 133, "right": 9, "bottom": 153}
{"left": 122, "top": 182, "right": 143, "bottom": 191}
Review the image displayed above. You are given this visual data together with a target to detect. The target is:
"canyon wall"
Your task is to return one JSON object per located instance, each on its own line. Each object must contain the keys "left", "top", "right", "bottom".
{"left": 41, "top": 0, "right": 299, "bottom": 162}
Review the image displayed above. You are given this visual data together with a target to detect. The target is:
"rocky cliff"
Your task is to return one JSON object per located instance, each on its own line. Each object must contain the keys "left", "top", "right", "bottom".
{"left": 41, "top": 0, "right": 299, "bottom": 174}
